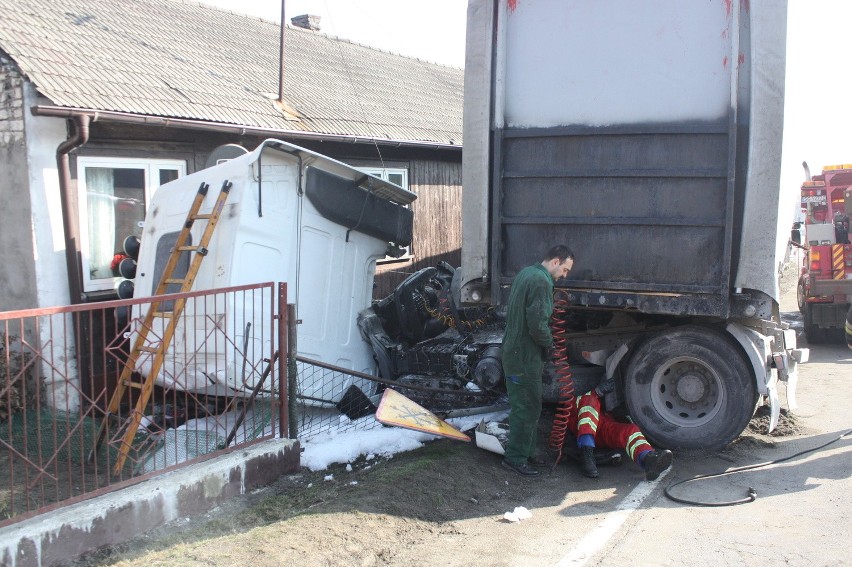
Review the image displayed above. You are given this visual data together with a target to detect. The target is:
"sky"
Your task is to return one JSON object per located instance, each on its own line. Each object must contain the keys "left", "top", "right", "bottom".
{"left": 199, "top": 0, "right": 467, "bottom": 67}
{"left": 782, "top": 1, "right": 852, "bottom": 222}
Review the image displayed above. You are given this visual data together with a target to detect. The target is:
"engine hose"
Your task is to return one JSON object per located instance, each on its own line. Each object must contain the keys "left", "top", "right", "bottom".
{"left": 664, "top": 427, "right": 852, "bottom": 507}
{"left": 547, "top": 290, "right": 575, "bottom": 466}
{"left": 425, "top": 296, "right": 492, "bottom": 332}
{"left": 425, "top": 297, "right": 456, "bottom": 328}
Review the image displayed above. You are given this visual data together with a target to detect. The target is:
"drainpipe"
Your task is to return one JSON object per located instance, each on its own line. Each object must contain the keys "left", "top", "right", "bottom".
{"left": 55, "top": 114, "right": 90, "bottom": 304}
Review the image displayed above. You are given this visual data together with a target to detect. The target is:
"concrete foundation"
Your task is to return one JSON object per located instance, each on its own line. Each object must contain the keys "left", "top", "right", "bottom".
{"left": 0, "top": 438, "right": 300, "bottom": 567}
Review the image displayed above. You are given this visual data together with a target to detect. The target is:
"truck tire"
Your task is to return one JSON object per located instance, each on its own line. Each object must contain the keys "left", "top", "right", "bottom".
{"left": 802, "top": 303, "right": 826, "bottom": 344}
{"left": 796, "top": 278, "right": 806, "bottom": 314}
{"left": 624, "top": 326, "right": 756, "bottom": 450}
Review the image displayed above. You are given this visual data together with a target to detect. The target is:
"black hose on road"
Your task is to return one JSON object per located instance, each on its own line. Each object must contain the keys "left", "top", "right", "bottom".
{"left": 664, "top": 427, "right": 852, "bottom": 507}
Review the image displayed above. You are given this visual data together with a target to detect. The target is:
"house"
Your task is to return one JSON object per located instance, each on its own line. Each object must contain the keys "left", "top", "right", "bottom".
{"left": 0, "top": 0, "right": 463, "bottom": 314}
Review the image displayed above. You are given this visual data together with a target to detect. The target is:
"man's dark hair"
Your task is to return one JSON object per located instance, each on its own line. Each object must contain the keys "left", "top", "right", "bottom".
{"left": 543, "top": 245, "right": 574, "bottom": 263}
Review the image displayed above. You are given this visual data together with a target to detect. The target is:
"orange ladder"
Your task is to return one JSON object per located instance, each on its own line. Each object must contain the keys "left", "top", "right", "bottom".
{"left": 89, "top": 180, "right": 232, "bottom": 474}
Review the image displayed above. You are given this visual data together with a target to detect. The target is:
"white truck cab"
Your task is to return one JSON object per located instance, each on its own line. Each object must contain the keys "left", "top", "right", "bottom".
{"left": 127, "top": 139, "right": 414, "bottom": 402}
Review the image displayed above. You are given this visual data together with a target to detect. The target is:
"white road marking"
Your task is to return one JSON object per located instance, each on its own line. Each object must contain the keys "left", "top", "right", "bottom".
{"left": 554, "top": 468, "right": 671, "bottom": 567}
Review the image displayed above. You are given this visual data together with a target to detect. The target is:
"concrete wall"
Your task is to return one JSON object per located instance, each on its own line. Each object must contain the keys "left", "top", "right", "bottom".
{"left": 0, "top": 56, "right": 38, "bottom": 312}
{"left": 24, "top": 82, "right": 74, "bottom": 311}
{"left": 0, "top": 438, "right": 300, "bottom": 567}
{"left": 20, "top": 81, "right": 80, "bottom": 412}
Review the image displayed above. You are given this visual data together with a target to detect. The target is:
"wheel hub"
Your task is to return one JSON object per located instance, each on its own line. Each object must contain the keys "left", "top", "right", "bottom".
{"left": 651, "top": 356, "right": 724, "bottom": 428}
{"left": 675, "top": 367, "right": 706, "bottom": 403}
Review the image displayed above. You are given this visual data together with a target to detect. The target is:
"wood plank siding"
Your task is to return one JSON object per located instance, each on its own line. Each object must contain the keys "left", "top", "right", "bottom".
{"left": 373, "top": 159, "right": 462, "bottom": 299}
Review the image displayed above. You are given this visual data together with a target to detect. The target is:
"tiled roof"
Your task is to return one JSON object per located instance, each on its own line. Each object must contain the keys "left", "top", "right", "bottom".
{"left": 0, "top": 0, "right": 463, "bottom": 145}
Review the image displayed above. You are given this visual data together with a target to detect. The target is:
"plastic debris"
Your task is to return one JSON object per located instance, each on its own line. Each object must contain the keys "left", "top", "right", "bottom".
{"left": 503, "top": 506, "right": 532, "bottom": 523}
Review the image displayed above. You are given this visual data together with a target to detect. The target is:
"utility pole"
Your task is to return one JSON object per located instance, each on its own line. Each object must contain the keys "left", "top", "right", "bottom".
{"left": 278, "top": 0, "right": 285, "bottom": 103}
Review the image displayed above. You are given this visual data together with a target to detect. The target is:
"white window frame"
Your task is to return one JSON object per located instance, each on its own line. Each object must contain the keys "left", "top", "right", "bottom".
{"left": 76, "top": 156, "right": 186, "bottom": 292}
{"left": 356, "top": 167, "right": 411, "bottom": 262}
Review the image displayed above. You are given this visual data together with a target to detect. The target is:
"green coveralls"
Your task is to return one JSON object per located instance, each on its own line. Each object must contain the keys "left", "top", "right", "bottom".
{"left": 501, "top": 263, "right": 554, "bottom": 465}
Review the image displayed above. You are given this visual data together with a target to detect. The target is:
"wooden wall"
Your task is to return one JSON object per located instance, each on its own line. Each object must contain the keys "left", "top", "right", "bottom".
{"left": 373, "top": 159, "right": 462, "bottom": 299}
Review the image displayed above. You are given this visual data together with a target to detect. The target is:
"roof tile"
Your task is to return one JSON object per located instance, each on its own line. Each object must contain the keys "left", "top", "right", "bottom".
{"left": 0, "top": 0, "right": 462, "bottom": 144}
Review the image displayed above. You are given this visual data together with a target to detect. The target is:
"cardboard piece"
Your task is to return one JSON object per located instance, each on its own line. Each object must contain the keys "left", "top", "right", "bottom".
{"left": 375, "top": 388, "right": 470, "bottom": 442}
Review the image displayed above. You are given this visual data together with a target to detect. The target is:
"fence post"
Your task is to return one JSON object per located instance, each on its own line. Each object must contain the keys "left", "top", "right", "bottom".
{"left": 277, "top": 283, "right": 288, "bottom": 439}
{"left": 287, "top": 303, "right": 298, "bottom": 439}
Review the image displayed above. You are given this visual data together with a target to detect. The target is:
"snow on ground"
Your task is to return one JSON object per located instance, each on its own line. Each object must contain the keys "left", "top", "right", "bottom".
{"left": 300, "top": 409, "right": 509, "bottom": 471}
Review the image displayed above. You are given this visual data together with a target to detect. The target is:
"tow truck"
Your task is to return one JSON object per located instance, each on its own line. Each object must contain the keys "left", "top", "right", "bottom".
{"left": 796, "top": 163, "right": 852, "bottom": 342}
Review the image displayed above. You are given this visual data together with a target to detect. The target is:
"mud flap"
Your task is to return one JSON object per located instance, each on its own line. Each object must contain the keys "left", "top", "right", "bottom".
{"left": 774, "top": 349, "right": 806, "bottom": 412}
{"left": 767, "top": 381, "right": 780, "bottom": 434}
{"left": 783, "top": 356, "right": 799, "bottom": 412}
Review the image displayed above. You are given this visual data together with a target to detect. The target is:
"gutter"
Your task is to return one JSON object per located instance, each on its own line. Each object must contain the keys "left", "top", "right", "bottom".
{"left": 30, "top": 105, "right": 462, "bottom": 151}
{"left": 55, "top": 114, "right": 90, "bottom": 304}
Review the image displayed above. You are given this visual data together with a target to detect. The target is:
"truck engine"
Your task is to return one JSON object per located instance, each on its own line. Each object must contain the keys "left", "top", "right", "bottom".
{"left": 357, "top": 263, "right": 508, "bottom": 411}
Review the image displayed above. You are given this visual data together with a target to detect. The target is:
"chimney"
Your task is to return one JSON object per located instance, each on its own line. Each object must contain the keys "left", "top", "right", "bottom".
{"left": 291, "top": 14, "right": 321, "bottom": 31}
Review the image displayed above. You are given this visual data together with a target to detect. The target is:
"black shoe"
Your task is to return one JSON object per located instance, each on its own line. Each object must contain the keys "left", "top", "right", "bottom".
{"left": 528, "top": 455, "right": 548, "bottom": 467}
{"left": 643, "top": 449, "right": 673, "bottom": 481}
{"left": 580, "top": 446, "right": 599, "bottom": 478}
{"left": 502, "top": 459, "right": 541, "bottom": 476}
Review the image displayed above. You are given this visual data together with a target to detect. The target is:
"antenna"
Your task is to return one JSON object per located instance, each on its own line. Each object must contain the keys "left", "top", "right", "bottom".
{"left": 278, "top": 0, "right": 286, "bottom": 103}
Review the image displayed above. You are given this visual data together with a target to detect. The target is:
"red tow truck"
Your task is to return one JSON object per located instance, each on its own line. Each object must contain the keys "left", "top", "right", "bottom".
{"left": 796, "top": 163, "right": 852, "bottom": 342}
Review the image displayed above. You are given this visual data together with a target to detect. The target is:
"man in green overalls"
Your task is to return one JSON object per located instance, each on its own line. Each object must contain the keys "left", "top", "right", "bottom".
{"left": 501, "top": 245, "right": 574, "bottom": 476}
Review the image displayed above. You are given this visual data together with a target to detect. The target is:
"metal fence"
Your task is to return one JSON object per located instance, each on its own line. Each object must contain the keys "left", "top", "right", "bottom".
{"left": 0, "top": 282, "right": 285, "bottom": 525}
{"left": 291, "top": 357, "right": 385, "bottom": 440}
{"left": 291, "top": 356, "right": 505, "bottom": 441}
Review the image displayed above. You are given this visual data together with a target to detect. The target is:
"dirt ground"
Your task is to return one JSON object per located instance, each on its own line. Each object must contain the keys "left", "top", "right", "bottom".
{"left": 70, "top": 406, "right": 806, "bottom": 567}
{"left": 69, "top": 260, "right": 846, "bottom": 567}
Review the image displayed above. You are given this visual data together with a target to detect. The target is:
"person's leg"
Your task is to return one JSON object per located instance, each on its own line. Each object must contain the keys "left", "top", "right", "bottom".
{"left": 597, "top": 420, "right": 672, "bottom": 481}
{"left": 575, "top": 391, "right": 601, "bottom": 442}
{"left": 504, "top": 373, "right": 542, "bottom": 464}
{"left": 574, "top": 391, "right": 601, "bottom": 477}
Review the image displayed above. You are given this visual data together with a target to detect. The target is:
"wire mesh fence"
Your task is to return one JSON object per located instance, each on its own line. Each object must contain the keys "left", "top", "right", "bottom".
{"left": 292, "top": 357, "right": 384, "bottom": 440}
{"left": 0, "top": 282, "right": 284, "bottom": 525}
{"left": 291, "top": 355, "right": 507, "bottom": 442}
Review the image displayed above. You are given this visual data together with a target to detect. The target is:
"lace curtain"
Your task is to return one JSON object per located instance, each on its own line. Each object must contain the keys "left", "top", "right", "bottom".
{"left": 85, "top": 167, "right": 116, "bottom": 280}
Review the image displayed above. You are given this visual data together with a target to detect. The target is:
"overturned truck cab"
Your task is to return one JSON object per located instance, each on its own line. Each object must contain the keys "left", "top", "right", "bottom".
{"left": 123, "top": 139, "right": 415, "bottom": 405}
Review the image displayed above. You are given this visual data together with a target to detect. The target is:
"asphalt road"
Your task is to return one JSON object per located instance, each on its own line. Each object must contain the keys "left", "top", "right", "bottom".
{"left": 548, "top": 287, "right": 852, "bottom": 567}
{"left": 592, "top": 346, "right": 850, "bottom": 565}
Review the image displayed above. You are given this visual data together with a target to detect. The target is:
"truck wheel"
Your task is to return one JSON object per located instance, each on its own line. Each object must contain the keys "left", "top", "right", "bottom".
{"left": 796, "top": 279, "right": 806, "bottom": 314}
{"left": 624, "top": 326, "right": 756, "bottom": 450}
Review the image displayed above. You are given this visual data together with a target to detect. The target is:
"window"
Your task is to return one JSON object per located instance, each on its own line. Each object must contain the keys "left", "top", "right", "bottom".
{"left": 356, "top": 167, "right": 411, "bottom": 261}
{"left": 77, "top": 157, "right": 186, "bottom": 292}
{"left": 358, "top": 167, "right": 408, "bottom": 191}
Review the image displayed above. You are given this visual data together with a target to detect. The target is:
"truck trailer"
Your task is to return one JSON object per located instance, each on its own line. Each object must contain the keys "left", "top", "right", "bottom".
{"left": 359, "top": 0, "right": 808, "bottom": 451}
{"left": 454, "top": 0, "right": 808, "bottom": 450}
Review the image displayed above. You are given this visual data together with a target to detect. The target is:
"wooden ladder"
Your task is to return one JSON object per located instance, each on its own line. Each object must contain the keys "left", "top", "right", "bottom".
{"left": 90, "top": 180, "right": 232, "bottom": 475}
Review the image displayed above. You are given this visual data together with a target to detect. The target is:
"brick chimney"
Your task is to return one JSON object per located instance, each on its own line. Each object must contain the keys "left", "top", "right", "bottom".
{"left": 291, "top": 14, "right": 321, "bottom": 31}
